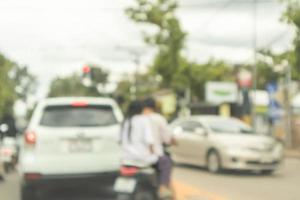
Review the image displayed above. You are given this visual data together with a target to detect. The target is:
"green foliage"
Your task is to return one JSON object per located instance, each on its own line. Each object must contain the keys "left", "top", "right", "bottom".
{"left": 235, "top": 49, "right": 298, "bottom": 90}
{"left": 114, "top": 78, "right": 133, "bottom": 111}
{"left": 282, "top": 0, "right": 300, "bottom": 76}
{"left": 0, "top": 53, "right": 36, "bottom": 117}
{"left": 188, "top": 60, "right": 234, "bottom": 99}
{"left": 125, "top": 0, "right": 237, "bottom": 101}
{"left": 48, "top": 65, "right": 109, "bottom": 98}
{"left": 0, "top": 54, "right": 15, "bottom": 115}
{"left": 126, "top": 0, "right": 187, "bottom": 87}
{"left": 12, "top": 66, "right": 36, "bottom": 101}
{"left": 48, "top": 73, "right": 101, "bottom": 97}
{"left": 89, "top": 65, "right": 109, "bottom": 85}
{"left": 114, "top": 72, "right": 161, "bottom": 109}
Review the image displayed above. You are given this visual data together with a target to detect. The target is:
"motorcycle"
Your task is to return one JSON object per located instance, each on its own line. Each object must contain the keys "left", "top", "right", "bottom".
{"left": 0, "top": 137, "right": 18, "bottom": 172}
{"left": 114, "top": 165, "right": 160, "bottom": 200}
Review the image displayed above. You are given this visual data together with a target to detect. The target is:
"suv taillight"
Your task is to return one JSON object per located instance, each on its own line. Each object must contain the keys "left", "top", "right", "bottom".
{"left": 25, "top": 131, "right": 36, "bottom": 145}
{"left": 24, "top": 173, "right": 42, "bottom": 181}
{"left": 120, "top": 166, "right": 138, "bottom": 176}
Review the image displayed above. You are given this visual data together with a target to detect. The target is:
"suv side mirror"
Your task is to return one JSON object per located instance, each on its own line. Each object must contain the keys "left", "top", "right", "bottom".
{"left": 195, "top": 127, "right": 206, "bottom": 136}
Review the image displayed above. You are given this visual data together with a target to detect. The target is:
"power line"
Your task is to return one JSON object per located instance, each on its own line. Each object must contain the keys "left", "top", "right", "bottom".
{"left": 197, "top": 0, "right": 236, "bottom": 30}
{"left": 264, "top": 30, "right": 291, "bottom": 48}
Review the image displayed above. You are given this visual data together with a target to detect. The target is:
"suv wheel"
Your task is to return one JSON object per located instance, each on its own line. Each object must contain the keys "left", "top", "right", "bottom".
{"left": 207, "top": 151, "right": 222, "bottom": 173}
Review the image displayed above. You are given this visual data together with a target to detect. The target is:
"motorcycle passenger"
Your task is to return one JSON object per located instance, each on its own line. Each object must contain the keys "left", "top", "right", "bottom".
{"left": 143, "top": 98, "right": 176, "bottom": 199}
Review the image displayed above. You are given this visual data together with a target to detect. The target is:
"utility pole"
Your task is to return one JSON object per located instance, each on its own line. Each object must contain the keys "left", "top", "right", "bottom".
{"left": 252, "top": 0, "right": 258, "bottom": 131}
{"left": 132, "top": 51, "right": 142, "bottom": 99}
{"left": 285, "top": 63, "right": 292, "bottom": 147}
{"left": 115, "top": 46, "right": 144, "bottom": 99}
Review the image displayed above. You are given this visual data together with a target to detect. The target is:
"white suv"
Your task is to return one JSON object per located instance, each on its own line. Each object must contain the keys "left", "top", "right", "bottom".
{"left": 19, "top": 97, "right": 123, "bottom": 200}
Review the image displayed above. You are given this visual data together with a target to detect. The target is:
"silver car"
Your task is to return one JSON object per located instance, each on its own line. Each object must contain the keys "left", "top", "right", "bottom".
{"left": 170, "top": 115, "right": 284, "bottom": 174}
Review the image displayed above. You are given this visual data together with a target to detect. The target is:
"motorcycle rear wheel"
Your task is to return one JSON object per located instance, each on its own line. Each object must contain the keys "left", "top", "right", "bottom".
{"left": 133, "top": 188, "right": 156, "bottom": 200}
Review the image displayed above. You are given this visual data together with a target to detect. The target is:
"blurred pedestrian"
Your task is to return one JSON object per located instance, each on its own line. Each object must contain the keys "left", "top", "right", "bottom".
{"left": 143, "top": 97, "right": 176, "bottom": 200}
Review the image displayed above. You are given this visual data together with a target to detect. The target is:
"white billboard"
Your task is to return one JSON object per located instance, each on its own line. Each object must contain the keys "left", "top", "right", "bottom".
{"left": 205, "top": 82, "right": 238, "bottom": 105}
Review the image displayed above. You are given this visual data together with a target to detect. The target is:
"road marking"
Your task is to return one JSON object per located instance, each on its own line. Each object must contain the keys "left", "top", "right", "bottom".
{"left": 173, "top": 180, "right": 228, "bottom": 200}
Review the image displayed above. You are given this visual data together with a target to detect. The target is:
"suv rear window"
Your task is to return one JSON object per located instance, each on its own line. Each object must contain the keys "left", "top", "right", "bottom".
{"left": 40, "top": 105, "right": 118, "bottom": 127}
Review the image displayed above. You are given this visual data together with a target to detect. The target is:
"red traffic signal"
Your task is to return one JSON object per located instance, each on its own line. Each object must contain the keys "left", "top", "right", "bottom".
{"left": 83, "top": 65, "right": 91, "bottom": 74}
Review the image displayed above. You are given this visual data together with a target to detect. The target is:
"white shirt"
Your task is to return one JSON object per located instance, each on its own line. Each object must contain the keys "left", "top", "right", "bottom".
{"left": 147, "top": 113, "right": 172, "bottom": 157}
{"left": 120, "top": 115, "right": 158, "bottom": 167}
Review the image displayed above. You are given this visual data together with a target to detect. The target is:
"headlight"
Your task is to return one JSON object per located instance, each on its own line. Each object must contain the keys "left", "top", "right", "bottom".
{"left": 225, "top": 145, "right": 262, "bottom": 154}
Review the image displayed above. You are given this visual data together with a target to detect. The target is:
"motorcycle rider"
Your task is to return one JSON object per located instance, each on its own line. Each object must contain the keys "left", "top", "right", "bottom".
{"left": 120, "top": 100, "right": 158, "bottom": 168}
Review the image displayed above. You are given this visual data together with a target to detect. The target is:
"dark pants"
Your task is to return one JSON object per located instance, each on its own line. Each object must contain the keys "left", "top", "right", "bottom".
{"left": 157, "top": 155, "right": 173, "bottom": 186}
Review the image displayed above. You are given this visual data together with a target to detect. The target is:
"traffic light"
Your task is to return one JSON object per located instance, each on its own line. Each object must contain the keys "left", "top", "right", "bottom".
{"left": 83, "top": 65, "right": 91, "bottom": 74}
{"left": 82, "top": 65, "right": 93, "bottom": 87}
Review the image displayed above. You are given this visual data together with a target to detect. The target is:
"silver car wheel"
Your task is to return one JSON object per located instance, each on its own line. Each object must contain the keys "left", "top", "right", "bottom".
{"left": 207, "top": 151, "right": 221, "bottom": 173}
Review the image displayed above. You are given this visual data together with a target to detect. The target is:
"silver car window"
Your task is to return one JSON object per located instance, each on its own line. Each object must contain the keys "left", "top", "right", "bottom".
{"left": 207, "top": 118, "right": 254, "bottom": 134}
{"left": 179, "top": 121, "right": 203, "bottom": 133}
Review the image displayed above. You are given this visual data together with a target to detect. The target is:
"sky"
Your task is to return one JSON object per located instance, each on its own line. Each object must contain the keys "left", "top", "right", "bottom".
{"left": 0, "top": 0, "right": 295, "bottom": 98}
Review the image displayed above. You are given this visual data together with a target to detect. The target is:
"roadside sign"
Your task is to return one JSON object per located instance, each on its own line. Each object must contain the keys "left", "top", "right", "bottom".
{"left": 266, "top": 82, "right": 278, "bottom": 94}
{"left": 266, "top": 82, "right": 283, "bottom": 123}
{"left": 205, "top": 82, "right": 238, "bottom": 105}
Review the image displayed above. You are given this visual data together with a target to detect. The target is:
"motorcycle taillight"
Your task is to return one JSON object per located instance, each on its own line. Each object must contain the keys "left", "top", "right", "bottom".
{"left": 120, "top": 166, "right": 139, "bottom": 176}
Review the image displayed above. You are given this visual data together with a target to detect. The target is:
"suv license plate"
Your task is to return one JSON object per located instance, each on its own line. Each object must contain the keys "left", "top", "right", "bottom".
{"left": 114, "top": 177, "right": 137, "bottom": 193}
{"left": 68, "top": 140, "right": 92, "bottom": 153}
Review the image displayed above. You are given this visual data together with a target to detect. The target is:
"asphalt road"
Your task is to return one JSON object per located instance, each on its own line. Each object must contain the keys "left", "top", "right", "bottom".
{"left": 1, "top": 158, "right": 300, "bottom": 200}
{"left": 174, "top": 158, "right": 300, "bottom": 200}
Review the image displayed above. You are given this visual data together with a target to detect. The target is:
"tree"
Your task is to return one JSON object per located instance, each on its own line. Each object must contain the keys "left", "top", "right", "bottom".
{"left": 0, "top": 54, "right": 17, "bottom": 116}
{"left": 254, "top": 49, "right": 299, "bottom": 88}
{"left": 282, "top": 0, "right": 300, "bottom": 77}
{"left": 0, "top": 53, "right": 36, "bottom": 117}
{"left": 48, "top": 65, "right": 110, "bottom": 98}
{"left": 88, "top": 65, "right": 109, "bottom": 86}
{"left": 126, "top": 0, "right": 187, "bottom": 88}
{"left": 188, "top": 59, "right": 234, "bottom": 100}
{"left": 126, "top": 0, "right": 238, "bottom": 102}
{"left": 11, "top": 66, "right": 36, "bottom": 101}
{"left": 114, "top": 72, "right": 161, "bottom": 110}
{"left": 48, "top": 73, "right": 101, "bottom": 97}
